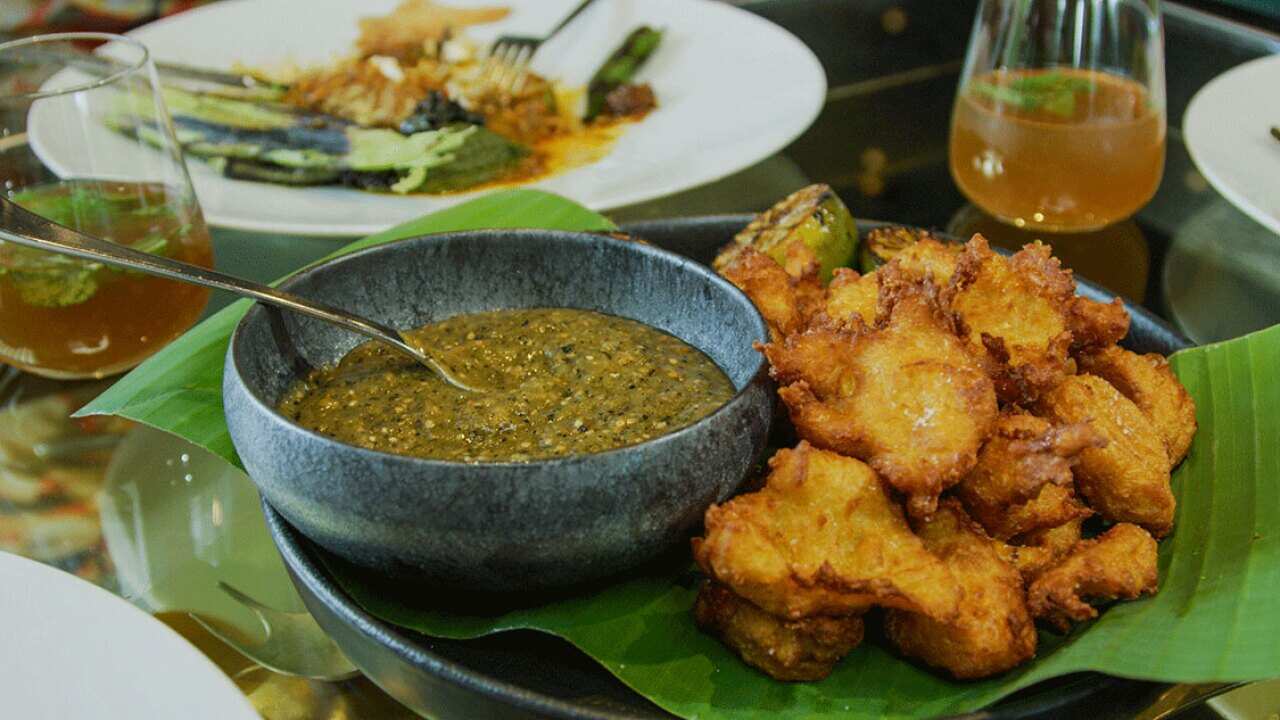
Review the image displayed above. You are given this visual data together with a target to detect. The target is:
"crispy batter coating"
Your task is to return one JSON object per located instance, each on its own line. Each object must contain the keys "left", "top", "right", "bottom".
{"left": 694, "top": 581, "right": 864, "bottom": 681}
{"left": 893, "top": 237, "right": 962, "bottom": 287}
{"left": 692, "top": 443, "right": 962, "bottom": 621}
{"left": 885, "top": 501, "right": 1037, "bottom": 679}
{"left": 948, "top": 236, "right": 1075, "bottom": 404}
{"left": 1068, "top": 296, "right": 1131, "bottom": 353}
{"left": 997, "top": 517, "right": 1085, "bottom": 583}
{"left": 765, "top": 287, "right": 998, "bottom": 516}
{"left": 823, "top": 268, "right": 880, "bottom": 329}
{"left": 954, "top": 412, "right": 1101, "bottom": 540}
{"left": 719, "top": 247, "right": 823, "bottom": 340}
{"left": 1027, "top": 523, "right": 1159, "bottom": 632}
{"left": 1034, "top": 375, "right": 1175, "bottom": 536}
{"left": 1078, "top": 346, "right": 1197, "bottom": 465}
{"left": 823, "top": 239, "right": 963, "bottom": 332}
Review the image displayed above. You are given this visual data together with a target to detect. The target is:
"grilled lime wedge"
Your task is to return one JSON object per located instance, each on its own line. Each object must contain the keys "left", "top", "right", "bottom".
{"left": 713, "top": 184, "right": 857, "bottom": 283}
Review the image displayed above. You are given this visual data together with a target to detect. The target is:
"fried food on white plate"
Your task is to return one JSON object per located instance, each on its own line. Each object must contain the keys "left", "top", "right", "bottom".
{"left": 1078, "top": 346, "right": 1197, "bottom": 465}
{"left": 719, "top": 246, "right": 824, "bottom": 340}
{"left": 954, "top": 411, "right": 1101, "bottom": 540}
{"left": 693, "top": 442, "right": 962, "bottom": 622}
{"left": 947, "top": 236, "right": 1076, "bottom": 404}
{"left": 885, "top": 501, "right": 1037, "bottom": 679}
{"left": 1034, "top": 374, "right": 1176, "bottom": 536}
{"left": 764, "top": 285, "right": 998, "bottom": 516}
{"left": 694, "top": 581, "right": 864, "bottom": 682}
{"left": 1027, "top": 523, "right": 1159, "bottom": 631}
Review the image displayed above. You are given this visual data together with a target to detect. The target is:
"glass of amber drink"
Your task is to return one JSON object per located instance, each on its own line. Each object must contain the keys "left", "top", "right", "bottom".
{"left": 0, "top": 33, "right": 213, "bottom": 379}
{"left": 949, "top": 0, "right": 1166, "bottom": 232}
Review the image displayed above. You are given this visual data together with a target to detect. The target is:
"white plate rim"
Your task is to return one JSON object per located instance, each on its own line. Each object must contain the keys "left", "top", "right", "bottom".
{"left": 0, "top": 551, "right": 259, "bottom": 720}
{"left": 1183, "top": 53, "right": 1280, "bottom": 238}
{"left": 49, "top": 0, "right": 827, "bottom": 237}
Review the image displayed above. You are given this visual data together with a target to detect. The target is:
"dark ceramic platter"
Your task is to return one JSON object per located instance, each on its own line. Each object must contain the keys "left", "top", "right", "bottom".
{"left": 263, "top": 216, "right": 1190, "bottom": 720}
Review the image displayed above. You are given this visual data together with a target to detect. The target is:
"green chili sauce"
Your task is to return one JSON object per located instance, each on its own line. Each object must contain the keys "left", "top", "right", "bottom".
{"left": 278, "top": 308, "right": 735, "bottom": 462}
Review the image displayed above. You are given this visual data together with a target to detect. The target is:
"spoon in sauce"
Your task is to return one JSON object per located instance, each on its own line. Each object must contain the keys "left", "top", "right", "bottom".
{"left": 0, "top": 198, "right": 479, "bottom": 392}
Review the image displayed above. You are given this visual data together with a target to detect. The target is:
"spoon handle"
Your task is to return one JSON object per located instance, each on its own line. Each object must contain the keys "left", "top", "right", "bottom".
{"left": 0, "top": 198, "right": 474, "bottom": 391}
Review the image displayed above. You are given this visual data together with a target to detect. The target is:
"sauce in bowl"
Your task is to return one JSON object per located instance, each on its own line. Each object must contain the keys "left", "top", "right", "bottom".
{"left": 278, "top": 308, "right": 735, "bottom": 462}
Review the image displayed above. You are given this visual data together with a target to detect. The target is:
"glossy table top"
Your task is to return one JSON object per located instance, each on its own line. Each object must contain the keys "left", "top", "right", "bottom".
{"left": 2, "top": 1, "right": 1277, "bottom": 719}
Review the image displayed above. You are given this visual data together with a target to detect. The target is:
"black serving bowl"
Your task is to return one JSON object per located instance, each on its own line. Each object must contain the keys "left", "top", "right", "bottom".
{"left": 224, "top": 229, "right": 774, "bottom": 593}
{"left": 263, "top": 217, "right": 1190, "bottom": 720}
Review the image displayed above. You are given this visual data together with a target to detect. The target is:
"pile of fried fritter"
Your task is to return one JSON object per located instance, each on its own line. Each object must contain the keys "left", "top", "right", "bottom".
{"left": 693, "top": 219, "right": 1196, "bottom": 682}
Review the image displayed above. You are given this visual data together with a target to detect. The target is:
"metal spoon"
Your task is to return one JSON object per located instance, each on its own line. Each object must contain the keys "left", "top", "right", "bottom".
{"left": 0, "top": 197, "right": 478, "bottom": 392}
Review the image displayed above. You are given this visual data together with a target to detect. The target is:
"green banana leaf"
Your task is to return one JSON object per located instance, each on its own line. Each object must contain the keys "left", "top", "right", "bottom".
{"left": 77, "top": 189, "right": 1280, "bottom": 718}
{"left": 317, "top": 323, "right": 1280, "bottom": 719}
{"left": 74, "top": 189, "right": 615, "bottom": 464}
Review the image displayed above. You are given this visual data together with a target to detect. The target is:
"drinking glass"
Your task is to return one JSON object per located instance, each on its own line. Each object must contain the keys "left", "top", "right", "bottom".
{"left": 949, "top": 0, "right": 1166, "bottom": 232}
{"left": 0, "top": 33, "right": 213, "bottom": 379}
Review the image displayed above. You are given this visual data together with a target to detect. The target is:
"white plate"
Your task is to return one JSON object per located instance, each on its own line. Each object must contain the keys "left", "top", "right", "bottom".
{"left": 29, "top": 0, "right": 826, "bottom": 237}
{"left": 1184, "top": 54, "right": 1280, "bottom": 238}
{"left": 0, "top": 551, "right": 259, "bottom": 720}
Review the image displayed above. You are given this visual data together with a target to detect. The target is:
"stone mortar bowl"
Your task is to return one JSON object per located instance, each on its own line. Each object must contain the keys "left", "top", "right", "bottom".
{"left": 223, "top": 230, "right": 773, "bottom": 593}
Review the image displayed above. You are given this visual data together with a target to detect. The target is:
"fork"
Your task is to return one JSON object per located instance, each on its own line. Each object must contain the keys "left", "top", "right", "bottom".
{"left": 483, "top": 0, "right": 600, "bottom": 94}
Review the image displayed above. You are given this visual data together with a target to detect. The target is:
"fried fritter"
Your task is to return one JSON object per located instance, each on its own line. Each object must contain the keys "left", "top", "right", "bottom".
{"left": 954, "top": 412, "right": 1101, "bottom": 540}
{"left": 719, "top": 246, "right": 823, "bottom": 340}
{"left": 947, "top": 236, "right": 1075, "bottom": 404}
{"left": 1068, "top": 296, "right": 1131, "bottom": 354}
{"left": 1027, "top": 523, "right": 1159, "bottom": 632}
{"left": 823, "top": 267, "right": 880, "bottom": 329}
{"left": 892, "top": 236, "right": 962, "bottom": 287}
{"left": 1078, "top": 346, "right": 1197, "bottom": 465}
{"left": 694, "top": 581, "right": 864, "bottom": 682}
{"left": 997, "top": 517, "right": 1086, "bottom": 583}
{"left": 693, "top": 442, "right": 962, "bottom": 621}
{"left": 765, "top": 287, "right": 998, "bottom": 516}
{"left": 1034, "top": 374, "right": 1175, "bottom": 536}
{"left": 885, "top": 501, "right": 1037, "bottom": 679}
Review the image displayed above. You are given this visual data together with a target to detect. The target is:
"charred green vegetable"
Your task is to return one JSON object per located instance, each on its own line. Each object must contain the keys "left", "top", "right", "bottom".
{"left": 586, "top": 26, "right": 664, "bottom": 121}
{"left": 109, "top": 87, "right": 526, "bottom": 194}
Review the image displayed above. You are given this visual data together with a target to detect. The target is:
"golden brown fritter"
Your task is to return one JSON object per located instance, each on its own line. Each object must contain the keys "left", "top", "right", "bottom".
{"left": 822, "top": 238, "right": 963, "bottom": 331}
{"left": 954, "top": 412, "right": 1101, "bottom": 540}
{"left": 823, "top": 268, "right": 880, "bottom": 329}
{"left": 694, "top": 581, "right": 865, "bottom": 682}
{"left": 692, "top": 442, "right": 962, "bottom": 622}
{"left": 719, "top": 247, "right": 823, "bottom": 340}
{"left": 764, "top": 287, "right": 998, "bottom": 516}
{"left": 947, "top": 236, "right": 1076, "bottom": 404}
{"left": 1027, "top": 523, "right": 1159, "bottom": 632}
{"left": 892, "top": 237, "right": 962, "bottom": 287}
{"left": 997, "top": 517, "right": 1086, "bottom": 583}
{"left": 1078, "top": 346, "right": 1197, "bottom": 465}
{"left": 1068, "top": 296, "right": 1131, "bottom": 354}
{"left": 885, "top": 501, "right": 1037, "bottom": 679}
{"left": 1034, "top": 375, "right": 1175, "bottom": 536}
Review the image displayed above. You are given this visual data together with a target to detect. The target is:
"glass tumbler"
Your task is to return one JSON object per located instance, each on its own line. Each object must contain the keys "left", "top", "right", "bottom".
{"left": 0, "top": 33, "right": 213, "bottom": 379}
{"left": 948, "top": 0, "right": 1166, "bottom": 232}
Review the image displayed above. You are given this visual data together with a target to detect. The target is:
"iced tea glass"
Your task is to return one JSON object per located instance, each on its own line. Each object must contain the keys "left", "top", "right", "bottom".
{"left": 949, "top": 0, "right": 1166, "bottom": 232}
{"left": 0, "top": 33, "right": 213, "bottom": 379}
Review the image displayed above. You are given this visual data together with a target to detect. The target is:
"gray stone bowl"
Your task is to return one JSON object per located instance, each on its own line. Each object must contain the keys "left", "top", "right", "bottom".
{"left": 223, "top": 229, "right": 773, "bottom": 593}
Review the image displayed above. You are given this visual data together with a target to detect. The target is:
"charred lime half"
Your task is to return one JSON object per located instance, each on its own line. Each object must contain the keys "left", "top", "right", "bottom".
{"left": 713, "top": 184, "right": 857, "bottom": 283}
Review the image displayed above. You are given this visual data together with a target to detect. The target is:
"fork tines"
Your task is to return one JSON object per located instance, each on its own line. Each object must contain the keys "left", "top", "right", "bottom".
{"left": 482, "top": 38, "right": 537, "bottom": 95}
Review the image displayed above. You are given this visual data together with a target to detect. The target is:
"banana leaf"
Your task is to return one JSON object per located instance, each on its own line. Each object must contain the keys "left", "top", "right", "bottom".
{"left": 74, "top": 189, "right": 615, "bottom": 463}
{"left": 78, "top": 192, "right": 1280, "bottom": 717}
